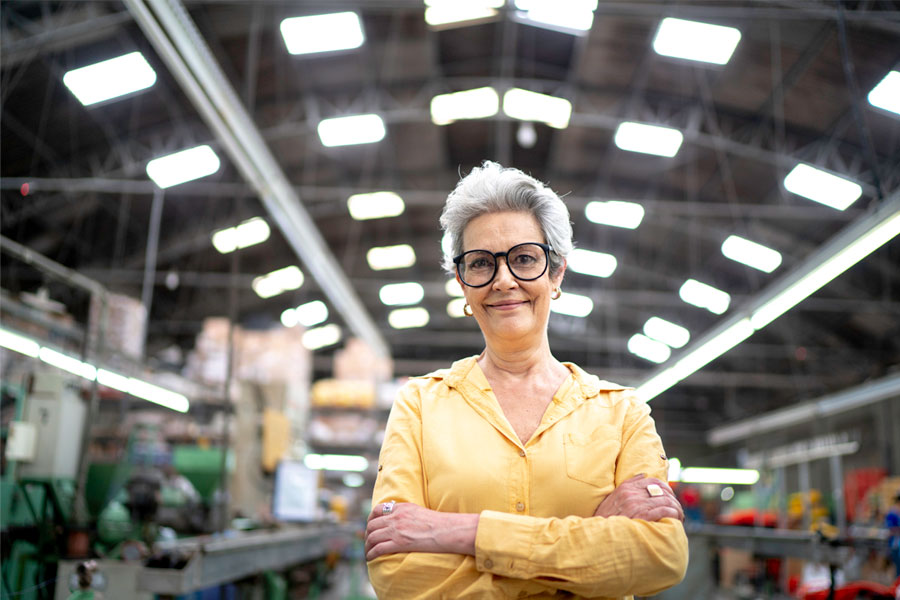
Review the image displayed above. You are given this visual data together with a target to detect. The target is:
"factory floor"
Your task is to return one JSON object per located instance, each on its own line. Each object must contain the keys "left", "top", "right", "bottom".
{"left": 318, "top": 559, "right": 376, "bottom": 600}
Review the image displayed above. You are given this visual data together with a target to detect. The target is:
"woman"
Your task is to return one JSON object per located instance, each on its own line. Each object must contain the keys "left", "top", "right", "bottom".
{"left": 365, "top": 161, "right": 688, "bottom": 599}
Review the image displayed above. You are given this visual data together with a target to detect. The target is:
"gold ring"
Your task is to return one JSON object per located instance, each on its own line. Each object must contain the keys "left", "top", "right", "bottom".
{"left": 647, "top": 484, "right": 664, "bottom": 497}
{"left": 382, "top": 500, "right": 396, "bottom": 515}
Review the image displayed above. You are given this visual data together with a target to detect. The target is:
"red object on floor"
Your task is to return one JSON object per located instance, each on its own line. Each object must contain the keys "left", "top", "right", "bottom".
{"left": 801, "top": 579, "right": 897, "bottom": 600}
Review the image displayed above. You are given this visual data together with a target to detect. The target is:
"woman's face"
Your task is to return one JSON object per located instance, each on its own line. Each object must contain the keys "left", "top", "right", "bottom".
{"left": 457, "top": 211, "right": 565, "bottom": 346}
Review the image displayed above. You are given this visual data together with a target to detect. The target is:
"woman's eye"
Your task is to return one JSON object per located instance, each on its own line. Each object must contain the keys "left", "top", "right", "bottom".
{"left": 470, "top": 258, "right": 492, "bottom": 269}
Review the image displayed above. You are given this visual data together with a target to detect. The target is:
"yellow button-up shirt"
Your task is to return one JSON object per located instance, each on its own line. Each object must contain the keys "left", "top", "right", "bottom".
{"left": 369, "top": 356, "right": 688, "bottom": 599}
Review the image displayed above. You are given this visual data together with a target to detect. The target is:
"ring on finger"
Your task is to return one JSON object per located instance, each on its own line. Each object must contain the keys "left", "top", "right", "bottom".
{"left": 382, "top": 500, "right": 396, "bottom": 515}
{"left": 647, "top": 484, "right": 664, "bottom": 497}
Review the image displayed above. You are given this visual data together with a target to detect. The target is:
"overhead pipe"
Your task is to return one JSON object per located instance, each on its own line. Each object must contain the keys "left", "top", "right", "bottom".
{"left": 123, "top": 0, "right": 389, "bottom": 359}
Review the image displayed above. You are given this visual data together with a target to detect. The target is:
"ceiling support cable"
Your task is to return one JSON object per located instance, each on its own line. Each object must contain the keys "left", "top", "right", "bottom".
{"left": 123, "top": 0, "right": 389, "bottom": 359}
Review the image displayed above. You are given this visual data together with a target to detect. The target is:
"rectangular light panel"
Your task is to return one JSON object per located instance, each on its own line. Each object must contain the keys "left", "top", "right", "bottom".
{"left": 567, "top": 248, "right": 617, "bottom": 278}
{"left": 721, "top": 235, "right": 782, "bottom": 273}
{"left": 63, "top": 51, "right": 157, "bottom": 106}
{"left": 628, "top": 333, "right": 671, "bottom": 364}
{"left": 389, "top": 307, "right": 430, "bottom": 329}
{"left": 515, "top": 0, "right": 597, "bottom": 32}
{"left": 652, "top": 18, "right": 741, "bottom": 65}
{"left": 318, "top": 114, "right": 386, "bottom": 147}
{"left": 252, "top": 266, "right": 304, "bottom": 299}
{"left": 379, "top": 282, "right": 425, "bottom": 306}
{"left": 783, "top": 163, "right": 862, "bottom": 210}
{"left": 550, "top": 292, "right": 593, "bottom": 317}
{"left": 447, "top": 298, "right": 467, "bottom": 318}
{"left": 303, "top": 453, "right": 368, "bottom": 471}
{"left": 614, "top": 122, "right": 683, "bottom": 157}
{"left": 302, "top": 324, "right": 342, "bottom": 350}
{"left": 367, "top": 244, "right": 416, "bottom": 270}
{"left": 280, "top": 12, "right": 364, "bottom": 55}
{"left": 585, "top": 200, "right": 645, "bottom": 229}
{"left": 146, "top": 145, "right": 221, "bottom": 189}
{"left": 38, "top": 347, "right": 96, "bottom": 380}
{"left": 424, "top": 0, "right": 503, "bottom": 27}
{"left": 431, "top": 87, "right": 500, "bottom": 125}
{"left": 348, "top": 191, "right": 405, "bottom": 220}
{"left": 212, "top": 217, "right": 270, "bottom": 254}
{"left": 868, "top": 70, "right": 900, "bottom": 116}
{"left": 643, "top": 317, "right": 690, "bottom": 349}
{"left": 503, "top": 88, "right": 572, "bottom": 129}
{"left": 678, "top": 467, "right": 759, "bottom": 485}
{"left": 679, "top": 278, "right": 730, "bottom": 314}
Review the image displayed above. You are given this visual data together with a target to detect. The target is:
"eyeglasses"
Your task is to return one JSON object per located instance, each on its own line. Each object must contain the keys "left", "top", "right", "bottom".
{"left": 453, "top": 242, "right": 552, "bottom": 288}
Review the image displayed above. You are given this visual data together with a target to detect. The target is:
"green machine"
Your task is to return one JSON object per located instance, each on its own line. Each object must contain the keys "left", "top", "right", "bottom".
{"left": 2, "top": 375, "right": 84, "bottom": 600}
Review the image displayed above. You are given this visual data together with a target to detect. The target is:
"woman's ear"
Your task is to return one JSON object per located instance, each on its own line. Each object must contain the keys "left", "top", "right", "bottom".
{"left": 552, "top": 258, "right": 567, "bottom": 287}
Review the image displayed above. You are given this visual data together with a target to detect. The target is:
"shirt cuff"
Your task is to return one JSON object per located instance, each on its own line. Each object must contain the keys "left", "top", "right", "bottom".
{"left": 474, "top": 510, "right": 535, "bottom": 577}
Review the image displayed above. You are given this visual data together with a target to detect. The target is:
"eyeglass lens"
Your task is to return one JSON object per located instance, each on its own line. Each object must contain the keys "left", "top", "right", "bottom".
{"left": 458, "top": 243, "right": 548, "bottom": 287}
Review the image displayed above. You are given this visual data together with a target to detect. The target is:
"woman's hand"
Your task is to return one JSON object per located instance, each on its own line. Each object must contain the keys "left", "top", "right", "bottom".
{"left": 593, "top": 474, "right": 684, "bottom": 522}
{"left": 365, "top": 502, "right": 479, "bottom": 561}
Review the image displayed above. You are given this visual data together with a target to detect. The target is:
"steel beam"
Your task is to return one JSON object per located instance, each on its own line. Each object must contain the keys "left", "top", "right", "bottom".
{"left": 123, "top": 0, "right": 389, "bottom": 358}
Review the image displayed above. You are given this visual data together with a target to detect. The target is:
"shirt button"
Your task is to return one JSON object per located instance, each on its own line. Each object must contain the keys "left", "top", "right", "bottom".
{"left": 516, "top": 501, "right": 525, "bottom": 512}
{"left": 484, "top": 558, "right": 494, "bottom": 569}
{"left": 518, "top": 449, "right": 526, "bottom": 457}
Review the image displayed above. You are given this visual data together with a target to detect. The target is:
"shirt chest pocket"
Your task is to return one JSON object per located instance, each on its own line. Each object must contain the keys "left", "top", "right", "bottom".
{"left": 563, "top": 426, "right": 620, "bottom": 489}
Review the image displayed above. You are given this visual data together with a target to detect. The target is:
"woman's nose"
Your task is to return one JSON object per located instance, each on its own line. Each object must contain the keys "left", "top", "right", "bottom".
{"left": 492, "top": 257, "right": 518, "bottom": 288}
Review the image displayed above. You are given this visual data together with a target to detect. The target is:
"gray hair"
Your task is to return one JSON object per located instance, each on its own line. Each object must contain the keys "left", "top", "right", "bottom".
{"left": 439, "top": 161, "right": 573, "bottom": 277}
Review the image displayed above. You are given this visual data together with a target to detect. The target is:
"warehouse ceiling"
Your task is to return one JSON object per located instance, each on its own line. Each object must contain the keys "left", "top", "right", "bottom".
{"left": 2, "top": 1, "right": 899, "bottom": 460}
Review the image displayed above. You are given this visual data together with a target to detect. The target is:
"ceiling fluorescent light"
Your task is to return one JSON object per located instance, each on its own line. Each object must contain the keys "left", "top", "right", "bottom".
{"left": 347, "top": 191, "right": 405, "bottom": 220}
{"left": 585, "top": 200, "right": 645, "bottom": 229}
{"left": 515, "top": 0, "right": 597, "bottom": 32}
{"left": 38, "top": 347, "right": 96, "bottom": 381}
{"left": 447, "top": 298, "right": 467, "bottom": 318}
{"left": 97, "top": 369, "right": 131, "bottom": 393}
{"left": 614, "top": 122, "right": 683, "bottom": 157}
{"left": 567, "top": 248, "right": 617, "bottom": 278}
{"left": 127, "top": 377, "right": 189, "bottom": 413}
{"left": 503, "top": 88, "right": 572, "bottom": 129}
{"left": 783, "top": 163, "right": 862, "bottom": 210}
{"left": 0, "top": 327, "right": 40, "bottom": 357}
{"left": 318, "top": 114, "right": 386, "bottom": 147}
{"left": 652, "top": 18, "right": 741, "bottom": 65}
{"left": 146, "top": 145, "right": 221, "bottom": 189}
{"left": 424, "top": 0, "right": 504, "bottom": 27}
{"left": 366, "top": 244, "right": 416, "bottom": 270}
{"left": 679, "top": 279, "right": 730, "bottom": 315}
{"left": 280, "top": 12, "right": 364, "bottom": 55}
{"left": 379, "top": 282, "right": 425, "bottom": 306}
{"left": 721, "top": 235, "right": 782, "bottom": 273}
{"left": 303, "top": 453, "right": 369, "bottom": 472}
{"left": 445, "top": 279, "right": 465, "bottom": 297}
{"left": 252, "top": 266, "right": 304, "bottom": 299}
{"left": 295, "top": 300, "right": 329, "bottom": 327}
{"left": 425, "top": 6, "right": 499, "bottom": 27}
{"left": 643, "top": 317, "right": 690, "bottom": 349}
{"left": 628, "top": 334, "right": 671, "bottom": 364}
{"left": 678, "top": 467, "right": 759, "bottom": 485}
{"left": 550, "top": 292, "right": 593, "bottom": 317}
{"left": 867, "top": 70, "right": 900, "bottom": 116}
{"left": 431, "top": 87, "right": 499, "bottom": 125}
{"left": 388, "top": 307, "right": 430, "bottom": 329}
{"left": 212, "top": 217, "right": 270, "bottom": 254}
{"left": 750, "top": 211, "right": 900, "bottom": 330}
{"left": 62, "top": 51, "right": 157, "bottom": 106}
{"left": 281, "top": 308, "right": 299, "bottom": 328}
{"left": 668, "top": 318, "right": 754, "bottom": 381}
{"left": 302, "top": 324, "right": 342, "bottom": 350}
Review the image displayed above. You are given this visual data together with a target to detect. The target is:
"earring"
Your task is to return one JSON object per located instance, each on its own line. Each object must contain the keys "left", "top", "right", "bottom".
{"left": 463, "top": 303, "right": 474, "bottom": 316}
{"left": 551, "top": 288, "right": 562, "bottom": 300}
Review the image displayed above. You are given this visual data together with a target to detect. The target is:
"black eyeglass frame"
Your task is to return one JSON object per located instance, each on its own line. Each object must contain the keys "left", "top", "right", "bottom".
{"left": 453, "top": 242, "right": 553, "bottom": 288}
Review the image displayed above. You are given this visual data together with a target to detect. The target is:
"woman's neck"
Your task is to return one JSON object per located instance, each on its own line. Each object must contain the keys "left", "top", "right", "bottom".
{"left": 478, "top": 339, "right": 561, "bottom": 380}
